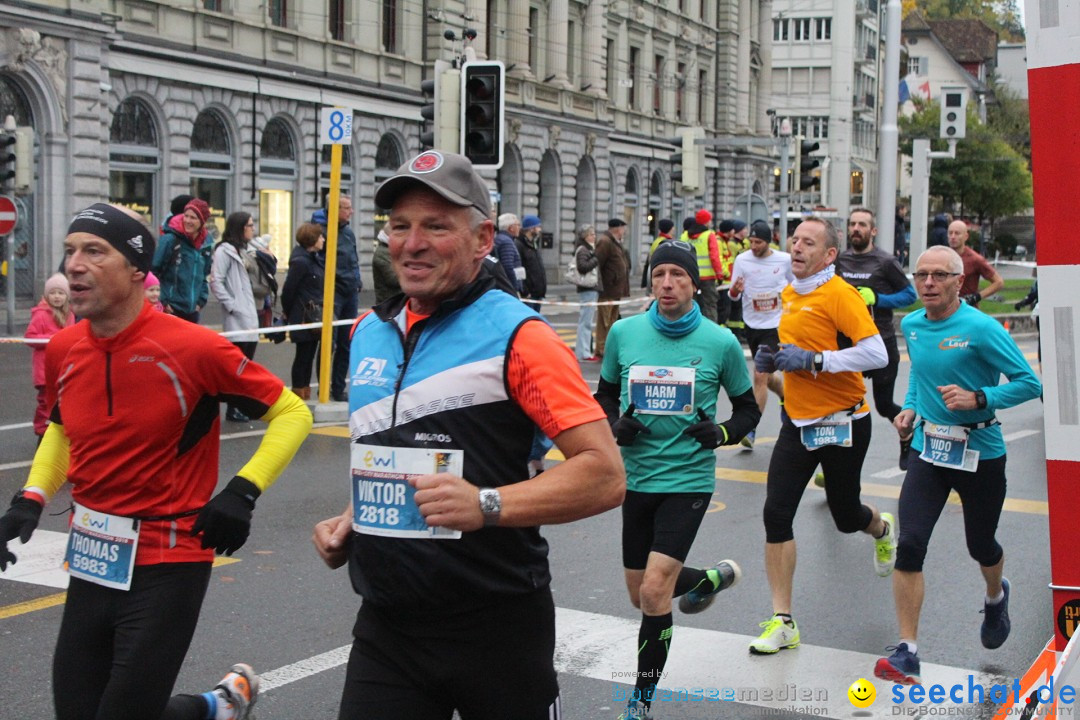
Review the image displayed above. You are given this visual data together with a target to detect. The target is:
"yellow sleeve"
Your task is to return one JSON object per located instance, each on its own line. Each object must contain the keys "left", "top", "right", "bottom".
{"left": 235, "top": 388, "right": 313, "bottom": 492}
{"left": 25, "top": 422, "right": 70, "bottom": 502}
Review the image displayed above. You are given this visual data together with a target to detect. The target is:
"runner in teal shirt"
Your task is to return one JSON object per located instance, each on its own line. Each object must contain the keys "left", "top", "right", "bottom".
{"left": 901, "top": 301, "right": 1040, "bottom": 458}
{"left": 595, "top": 241, "right": 759, "bottom": 720}
{"left": 875, "top": 246, "right": 1041, "bottom": 687}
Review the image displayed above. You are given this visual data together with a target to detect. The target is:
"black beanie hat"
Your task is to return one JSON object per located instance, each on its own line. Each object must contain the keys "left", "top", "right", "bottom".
{"left": 650, "top": 241, "right": 700, "bottom": 288}
{"left": 658, "top": 218, "right": 675, "bottom": 234}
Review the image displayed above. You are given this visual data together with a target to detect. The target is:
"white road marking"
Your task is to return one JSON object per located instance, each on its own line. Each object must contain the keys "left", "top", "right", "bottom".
{"left": 870, "top": 468, "right": 906, "bottom": 479}
{"left": 253, "top": 608, "right": 1000, "bottom": 719}
{"left": 0, "top": 422, "right": 34, "bottom": 432}
{"left": 1003, "top": 429, "right": 1040, "bottom": 443}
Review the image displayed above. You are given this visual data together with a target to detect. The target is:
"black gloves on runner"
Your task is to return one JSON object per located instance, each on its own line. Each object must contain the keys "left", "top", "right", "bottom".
{"left": 962, "top": 293, "right": 981, "bottom": 306}
{"left": 0, "top": 491, "right": 43, "bottom": 571}
{"left": 611, "top": 403, "right": 652, "bottom": 447}
{"left": 682, "top": 409, "right": 729, "bottom": 449}
{"left": 192, "top": 476, "right": 261, "bottom": 556}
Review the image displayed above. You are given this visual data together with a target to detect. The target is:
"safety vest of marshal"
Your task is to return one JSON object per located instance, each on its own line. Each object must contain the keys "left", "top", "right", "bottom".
{"left": 344, "top": 278, "right": 552, "bottom": 610}
{"left": 689, "top": 230, "right": 719, "bottom": 282}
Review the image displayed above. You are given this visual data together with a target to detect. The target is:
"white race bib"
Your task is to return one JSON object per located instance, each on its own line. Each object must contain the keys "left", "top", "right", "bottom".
{"left": 65, "top": 503, "right": 139, "bottom": 591}
{"left": 800, "top": 413, "right": 853, "bottom": 450}
{"left": 628, "top": 366, "right": 696, "bottom": 415}
{"left": 920, "top": 423, "right": 979, "bottom": 472}
{"left": 351, "top": 444, "right": 464, "bottom": 539}
{"left": 751, "top": 292, "right": 780, "bottom": 312}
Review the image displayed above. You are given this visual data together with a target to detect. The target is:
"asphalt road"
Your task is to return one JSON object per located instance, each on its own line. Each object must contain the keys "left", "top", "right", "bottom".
{"left": 0, "top": 301, "right": 1052, "bottom": 720}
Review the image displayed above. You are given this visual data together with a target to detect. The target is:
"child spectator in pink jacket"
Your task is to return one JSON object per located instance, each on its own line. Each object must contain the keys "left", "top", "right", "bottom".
{"left": 145, "top": 271, "right": 164, "bottom": 311}
{"left": 25, "top": 273, "right": 76, "bottom": 441}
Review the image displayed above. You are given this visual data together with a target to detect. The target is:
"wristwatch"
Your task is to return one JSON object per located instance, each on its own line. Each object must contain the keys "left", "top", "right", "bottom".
{"left": 813, "top": 352, "right": 825, "bottom": 372}
{"left": 974, "top": 390, "right": 988, "bottom": 410}
{"left": 478, "top": 488, "right": 502, "bottom": 527}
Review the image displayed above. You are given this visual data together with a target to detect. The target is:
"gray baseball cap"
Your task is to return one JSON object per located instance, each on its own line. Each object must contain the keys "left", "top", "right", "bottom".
{"left": 375, "top": 151, "right": 492, "bottom": 216}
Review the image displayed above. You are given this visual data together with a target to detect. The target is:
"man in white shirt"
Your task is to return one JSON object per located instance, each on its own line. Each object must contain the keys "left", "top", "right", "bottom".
{"left": 727, "top": 220, "right": 794, "bottom": 449}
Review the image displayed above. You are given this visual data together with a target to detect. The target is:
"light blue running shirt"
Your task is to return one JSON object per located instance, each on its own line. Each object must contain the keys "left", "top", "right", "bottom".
{"left": 900, "top": 303, "right": 1041, "bottom": 459}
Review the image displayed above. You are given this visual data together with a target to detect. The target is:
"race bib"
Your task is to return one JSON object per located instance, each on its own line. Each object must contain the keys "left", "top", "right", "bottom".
{"left": 751, "top": 292, "right": 780, "bottom": 312}
{"left": 628, "top": 366, "right": 696, "bottom": 415}
{"left": 920, "top": 423, "right": 979, "bottom": 472}
{"left": 800, "top": 413, "right": 853, "bottom": 450}
{"left": 64, "top": 503, "right": 139, "bottom": 591}
{"left": 351, "top": 444, "right": 464, "bottom": 539}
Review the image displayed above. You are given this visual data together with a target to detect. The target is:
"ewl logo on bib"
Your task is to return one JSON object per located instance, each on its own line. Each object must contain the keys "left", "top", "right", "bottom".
{"left": 353, "top": 357, "right": 390, "bottom": 387}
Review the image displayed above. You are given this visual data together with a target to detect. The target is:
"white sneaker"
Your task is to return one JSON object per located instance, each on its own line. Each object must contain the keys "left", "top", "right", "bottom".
{"left": 874, "top": 512, "right": 898, "bottom": 577}
{"left": 748, "top": 615, "right": 800, "bottom": 654}
{"left": 213, "top": 663, "right": 260, "bottom": 720}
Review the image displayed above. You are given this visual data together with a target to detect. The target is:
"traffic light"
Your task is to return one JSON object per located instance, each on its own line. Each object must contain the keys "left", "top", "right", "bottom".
{"left": 669, "top": 126, "right": 705, "bottom": 196}
{"left": 939, "top": 87, "right": 968, "bottom": 140}
{"left": 460, "top": 60, "right": 505, "bottom": 169}
{"left": 0, "top": 132, "right": 14, "bottom": 189}
{"left": 794, "top": 136, "right": 820, "bottom": 191}
{"left": 420, "top": 60, "right": 461, "bottom": 153}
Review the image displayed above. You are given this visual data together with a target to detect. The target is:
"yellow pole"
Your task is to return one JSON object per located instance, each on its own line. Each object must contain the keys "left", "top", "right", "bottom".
{"left": 318, "top": 143, "right": 342, "bottom": 404}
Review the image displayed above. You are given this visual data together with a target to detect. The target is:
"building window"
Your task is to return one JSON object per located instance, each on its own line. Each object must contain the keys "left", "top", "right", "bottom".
{"left": 653, "top": 55, "right": 664, "bottom": 115}
{"left": 202, "top": 0, "right": 222, "bottom": 11}
{"left": 698, "top": 69, "right": 707, "bottom": 124}
{"left": 329, "top": 0, "right": 345, "bottom": 41}
{"left": 908, "top": 56, "right": 928, "bottom": 75}
{"left": 606, "top": 38, "right": 616, "bottom": 98}
{"left": 260, "top": 118, "right": 296, "bottom": 174}
{"left": 793, "top": 18, "right": 812, "bottom": 41}
{"left": 269, "top": 0, "right": 287, "bottom": 27}
{"left": 628, "top": 46, "right": 639, "bottom": 109}
{"left": 773, "top": 18, "right": 788, "bottom": 41}
{"left": 816, "top": 18, "right": 831, "bottom": 40}
{"left": 190, "top": 109, "right": 233, "bottom": 239}
{"left": 529, "top": 7, "right": 539, "bottom": 74}
{"left": 382, "top": 0, "right": 398, "bottom": 53}
{"left": 676, "top": 62, "right": 686, "bottom": 121}
{"left": 567, "top": 21, "right": 577, "bottom": 83}
{"left": 374, "top": 134, "right": 405, "bottom": 231}
{"left": 109, "top": 97, "right": 160, "bottom": 226}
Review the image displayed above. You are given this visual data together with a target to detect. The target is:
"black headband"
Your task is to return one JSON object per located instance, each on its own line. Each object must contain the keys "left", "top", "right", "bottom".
{"left": 67, "top": 204, "right": 156, "bottom": 273}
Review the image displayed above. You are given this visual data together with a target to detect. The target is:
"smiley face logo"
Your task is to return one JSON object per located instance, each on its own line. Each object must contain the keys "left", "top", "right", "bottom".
{"left": 848, "top": 678, "right": 876, "bottom": 708}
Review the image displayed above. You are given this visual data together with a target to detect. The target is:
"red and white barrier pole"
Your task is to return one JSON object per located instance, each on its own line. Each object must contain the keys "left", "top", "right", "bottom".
{"left": 1025, "top": 0, "right": 1080, "bottom": 652}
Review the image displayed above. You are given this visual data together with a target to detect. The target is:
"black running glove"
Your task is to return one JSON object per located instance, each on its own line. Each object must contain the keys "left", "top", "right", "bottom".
{"left": 0, "top": 492, "right": 43, "bottom": 571}
{"left": 192, "top": 476, "right": 261, "bottom": 556}
{"left": 611, "top": 404, "right": 651, "bottom": 447}
{"left": 682, "top": 409, "right": 729, "bottom": 449}
{"left": 962, "top": 293, "right": 981, "bottom": 306}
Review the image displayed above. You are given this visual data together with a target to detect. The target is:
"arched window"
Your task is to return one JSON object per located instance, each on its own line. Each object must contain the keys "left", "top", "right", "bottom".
{"left": 258, "top": 118, "right": 299, "bottom": 262}
{"left": 109, "top": 97, "right": 160, "bottom": 225}
{"left": 0, "top": 75, "right": 36, "bottom": 301}
{"left": 373, "top": 134, "right": 405, "bottom": 230}
{"left": 191, "top": 109, "right": 233, "bottom": 237}
{"left": 259, "top": 118, "right": 297, "bottom": 177}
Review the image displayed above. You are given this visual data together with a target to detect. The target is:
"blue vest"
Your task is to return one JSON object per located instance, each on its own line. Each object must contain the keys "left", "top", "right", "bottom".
{"left": 345, "top": 275, "right": 553, "bottom": 611}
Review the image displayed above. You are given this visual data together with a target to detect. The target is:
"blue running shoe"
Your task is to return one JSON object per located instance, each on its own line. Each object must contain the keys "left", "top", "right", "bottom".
{"left": 740, "top": 430, "right": 756, "bottom": 449}
{"left": 981, "top": 578, "right": 1011, "bottom": 649}
{"left": 617, "top": 700, "right": 653, "bottom": 719}
{"left": 874, "top": 643, "right": 921, "bottom": 685}
{"left": 678, "top": 559, "right": 742, "bottom": 614}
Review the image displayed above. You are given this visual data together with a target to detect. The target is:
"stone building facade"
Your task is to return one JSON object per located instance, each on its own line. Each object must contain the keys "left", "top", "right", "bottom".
{"left": 0, "top": 0, "right": 775, "bottom": 303}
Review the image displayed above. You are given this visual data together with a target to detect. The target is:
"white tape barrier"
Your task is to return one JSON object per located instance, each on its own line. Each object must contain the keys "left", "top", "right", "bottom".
{"left": 4, "top": 294, "right": 665, "bottom": 344}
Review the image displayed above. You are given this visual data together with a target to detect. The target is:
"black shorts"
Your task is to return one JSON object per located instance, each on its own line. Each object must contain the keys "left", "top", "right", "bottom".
{"left": 339, "top": 589, "right": 561, "bottom": 720}
{"left": 744, "top": 326, "right": 780, "bottom": 362}
{"left": 621, "top": 490, "right": 712, "bottom": 568}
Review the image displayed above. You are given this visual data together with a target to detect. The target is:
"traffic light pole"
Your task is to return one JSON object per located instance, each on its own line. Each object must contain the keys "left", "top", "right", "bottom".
{"left": 777, "top": 135, "right": 791, "bottom": 226}
{"left": 908, "top": 138, "right": 957, "bottom": 267}
{"left": 4, "top": 231, "right": 13, "bottom": 335}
